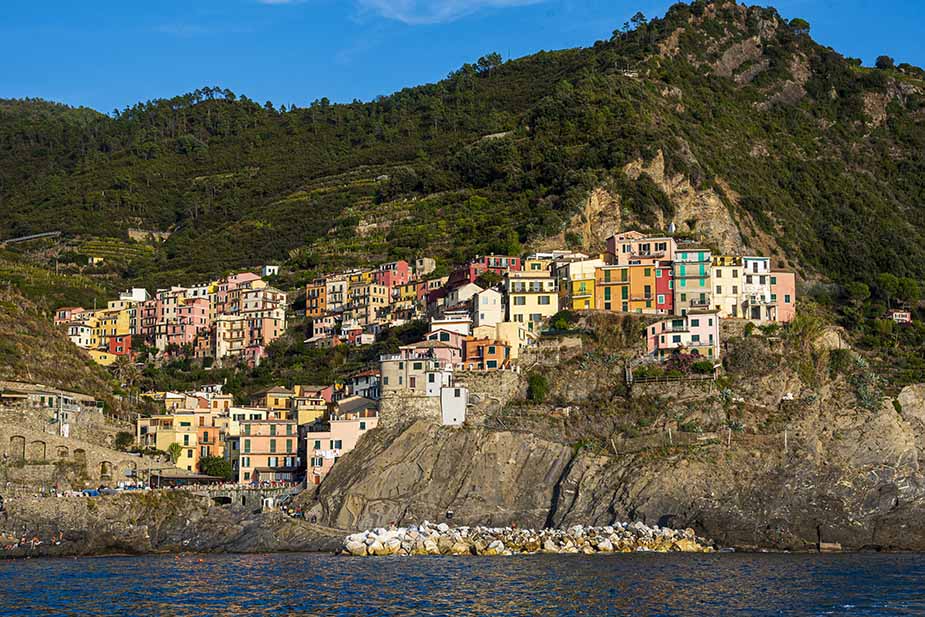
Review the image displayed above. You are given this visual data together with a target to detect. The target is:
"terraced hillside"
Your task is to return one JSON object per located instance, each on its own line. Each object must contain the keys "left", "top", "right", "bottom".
{"left": 1, "top": 0, "right": 924, "bottom": 291}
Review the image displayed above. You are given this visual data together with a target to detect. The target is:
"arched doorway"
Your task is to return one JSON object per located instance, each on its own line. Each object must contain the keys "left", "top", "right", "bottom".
{"left": 100, "top": 461, "right": 113, "bottom": 480}
{"left": 26, "top": 440, "right": 46, "bottom": 461}
{"left": 56, "top": 445, "right": 69, "bottom": 458}
{"left": 9, "top": 436, "right": 25, "bottom": 461}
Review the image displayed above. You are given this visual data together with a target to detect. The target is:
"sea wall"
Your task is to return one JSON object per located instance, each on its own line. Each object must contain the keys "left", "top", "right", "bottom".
{"left": 342, "top": 521, "right": 713, "bottom": 556}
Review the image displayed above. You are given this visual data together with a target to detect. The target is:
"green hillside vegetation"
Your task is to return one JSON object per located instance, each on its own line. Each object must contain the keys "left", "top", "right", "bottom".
{"left": 0, "top": 288, "right": 121, "bottom": 408}
{"left": 1, "top": 0, "right": 924, "bottom": 295}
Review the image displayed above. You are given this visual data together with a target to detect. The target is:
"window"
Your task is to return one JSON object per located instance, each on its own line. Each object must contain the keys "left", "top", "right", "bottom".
{"left": 454, "top": 388, "right": 461, "bottom": 397}
{"left": 621, "top": 287, "right": 628, "bottom": 300}
{"left": 680, "top": 293, "right": 687, "bottom": 301}
{"left": 244, "top": 439, "right": 251, "bottom": 453}
{"left": 413, "top": 362, "right": 422, "bottom": 370}
{"left": 514, "top": 296, "right": 526, "bottom": 306}
{"left": 538, "top": 296, "right": 550, "bottom": 305}
{"left": 360, "top": 421, "right": 367, "bottom": 430}
{"left": 313, "top": 440, "right": 321, "bottom": 449}
{"left": 270, "top": 424, "right": 276, "bottom": 436}
{"left": 785, "top": 294, "right": 792, "bottom": 304}
{"left": 746, "top": 275, "right": 753, "bottom": 284}
{"left": 691, "top": 319, "right": 700, "bottom": 327}
{"left": 644, "top": 268, "right": 651, "bottom": 277}
{"left": 691, "top": 334, "right": 700, "bottom": 342}
{"left": 655, "top": 270, "right": 662, "bottom": 278}
{"left": 770, "top": 276, "right": 777, "bottom": 285}
{"left": 488, "top": 346, "right": 496, "bottom": 354}
{"left": 657, "top": 294, "right": 665, "bottom": 304}
{"left": 183, "top": 435, "right": 189, "bottom": 446}
{"left": 286, "top": 440, "right": 293, "bottom": 453}
{"left": 771, "top": 293, "right": 777, "bottom": 302}
{"left": 428, "top": 373, "right": 435, "bottom": 383}
{"left": 334, "top": 440, "right": 342, "bottom": 449}
{"left": 439, "top": 332, "right": 450, "bottom": 341}
{"left": 716, "top": 285, "right": 722, "bottom": 294}
{"left": 672, "top": 335, "right": 681, "bottom": 343}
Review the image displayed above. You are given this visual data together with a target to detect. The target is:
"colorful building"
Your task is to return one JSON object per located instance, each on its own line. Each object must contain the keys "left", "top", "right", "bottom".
{"left": 646, "top": 311, "right": 721, "bottom": 360}
{"left": 505, "top": 271, "right": 559, "bottom": 331}
{"left": 673, "top": 248, "right": 712, "bottom": 316}
{"left": 606, "top": 231, "right": 676, "bottom": 266}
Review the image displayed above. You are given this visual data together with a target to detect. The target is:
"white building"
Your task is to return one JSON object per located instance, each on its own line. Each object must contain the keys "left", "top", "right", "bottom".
{"left": 440, "top": 386, "right": 468, "bottom": 426}
{"left": 472, "top": 288, "right": 504, "bottom": 328}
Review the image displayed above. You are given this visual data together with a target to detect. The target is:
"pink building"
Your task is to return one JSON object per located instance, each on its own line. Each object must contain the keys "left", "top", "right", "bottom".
{"left": 770, "top": 272, "right": 796, "bottom": 323}
{"left": 54, "top": 307, "right": 84, "bottom": 325}
{"left": 655, "top": 261, "right": 674, "bottom": 314}
{"left": 155, "top": 297, "right": 210, "bottom": 351}
{"left": 306, "top": 397, "right": 379, "bottom": 485}
{"left": 646, "top": 310, "right": 720, "bottom": 360}
{"left": 606, "top": 231, "right": 676, "bottom": 266}
{"left": 424, "top": 328, "right": 466, "bottom": 353}
{"left": 399, "top": 340, "right": 462, "bottom": 368}
{"left": 374, "top": 260, "right": 411, "bottom": 291}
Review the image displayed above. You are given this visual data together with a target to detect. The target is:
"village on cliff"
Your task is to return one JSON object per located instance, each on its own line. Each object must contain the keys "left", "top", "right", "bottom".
{"left": 35, "top": 230, "right": 810, "bottom": 488}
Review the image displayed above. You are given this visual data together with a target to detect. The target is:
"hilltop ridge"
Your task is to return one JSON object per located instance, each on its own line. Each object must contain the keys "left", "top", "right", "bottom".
{"left": 1, "top": 0, "right": 924, "bottom": 293}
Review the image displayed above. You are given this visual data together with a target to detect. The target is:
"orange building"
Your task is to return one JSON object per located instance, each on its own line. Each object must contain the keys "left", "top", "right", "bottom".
{"left": 305, "top": 279, "right": 327, "bottom": 318}
{"left": 595, "top": 265, "right": 658, "bottom": 314}
{"left": 461, "top": 337, "right": 511, "bottom": 370}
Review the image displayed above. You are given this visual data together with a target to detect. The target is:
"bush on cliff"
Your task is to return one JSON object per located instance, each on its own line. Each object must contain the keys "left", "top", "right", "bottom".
{"left": 527, "top": 373, "right": 549, "bottom": 403}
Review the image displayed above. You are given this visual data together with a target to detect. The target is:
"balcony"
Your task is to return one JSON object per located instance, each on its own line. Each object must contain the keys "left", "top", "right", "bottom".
{"left": 380, "top": 354, "right": 402, "bottom": 362}
{"left": 689, "top": 298, "right": 712, "bottom": 308}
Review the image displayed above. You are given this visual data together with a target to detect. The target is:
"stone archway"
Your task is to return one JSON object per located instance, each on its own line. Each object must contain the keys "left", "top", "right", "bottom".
{"left": 9, "top": 436, "right": 25, "bottom": 461}
{"left": 73, "top": 448, "right": 87, "bottom": 464}
{"left": 213, "top": 496, "right": 232, "bottom": 506}
{"left": 56, "top": 445, "right": 69, "bottom": 458}
{"left": 26, "top": 440, "right": 46, "bottom": 462}
{"left": 100, "top": 461, "right": 113, "bottom": 480}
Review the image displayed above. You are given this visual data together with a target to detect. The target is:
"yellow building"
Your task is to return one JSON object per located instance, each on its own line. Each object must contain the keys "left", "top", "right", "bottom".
{"left": 153, "top": 412, "right": 200, "bottom": 472}
{"left": 87, "top": 349, "right": 117, "bottom": 366}
{"left": 504, "top": 271, "right": 560, "bottom": 332}
{"left": 249, "top": 386, "right": 295, "bottom": 411}
{"left": 294, "top": 397, "right": 328, "bottom": 426}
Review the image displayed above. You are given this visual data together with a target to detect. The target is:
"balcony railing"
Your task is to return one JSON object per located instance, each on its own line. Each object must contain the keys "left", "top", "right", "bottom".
{"left": 689, "top": 299, "right": 712, "bottom": 308}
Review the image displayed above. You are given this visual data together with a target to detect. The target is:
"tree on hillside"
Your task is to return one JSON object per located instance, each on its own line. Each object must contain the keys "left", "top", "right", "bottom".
{"left": 199, "top": 456, "right": 233, "bottom": 480}
{"left": 114, "top": 431, "right": 134, "bottom": 451}
{"left": 477, "top": 53, "right": 503, "bottom": 77}
{"left": 877, "top": 273, "right": 900, "bottom": 307}
{"left": 789, "top": 18, "right": 810, "bottom": 36}
{"left": 167, "top": 442, "right": 182, "bottom": 464}
{"left": 845, "top": 281, "right": 870, "bottom": 305}
{"left": 876, "top": 55, "right": 895, "bottom": 70}
{"left": 897, "top": 277, "right": 921, "bottom": 306}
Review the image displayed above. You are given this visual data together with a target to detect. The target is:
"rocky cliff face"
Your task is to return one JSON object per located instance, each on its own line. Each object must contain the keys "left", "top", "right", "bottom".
{"left": 306, "top": 324, "right": 925, "bottom": 551}
{"left": 306, "top": 389, "right": 925, "bottom": 551}
{"left": 0, "top": 492, "right": 343, "bottom": 559}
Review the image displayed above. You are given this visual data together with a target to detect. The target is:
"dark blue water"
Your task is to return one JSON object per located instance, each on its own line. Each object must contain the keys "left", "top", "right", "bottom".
{"left": 1, "top": 552, "right": 923, "bottom": 616}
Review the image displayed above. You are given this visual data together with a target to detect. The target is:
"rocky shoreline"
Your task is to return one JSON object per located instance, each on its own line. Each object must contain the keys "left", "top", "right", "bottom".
{"left": 342, "top": 521, "right": 715, "bottom": 556}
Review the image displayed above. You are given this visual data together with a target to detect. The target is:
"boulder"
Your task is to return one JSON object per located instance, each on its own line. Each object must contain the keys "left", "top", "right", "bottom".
{"left": 344, "top": 540, "right": 368, "bottom": 556}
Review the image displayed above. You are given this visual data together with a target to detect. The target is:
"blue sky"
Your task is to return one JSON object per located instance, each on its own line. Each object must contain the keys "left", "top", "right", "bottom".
{"left": 2, "top": 0, "right": 923, "bottom": 113}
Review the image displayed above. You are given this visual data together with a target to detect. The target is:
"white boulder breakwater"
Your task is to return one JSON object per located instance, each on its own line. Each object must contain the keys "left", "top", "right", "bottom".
{"left": 341, "top": 521, "right": 714, "bottom": 556}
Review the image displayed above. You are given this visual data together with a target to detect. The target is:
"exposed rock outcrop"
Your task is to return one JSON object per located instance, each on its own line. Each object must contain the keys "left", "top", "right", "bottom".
{"left": 307, "top": 381, "right": 925, "bottom": 552}
{"left": 0, "top": 491, "right": 344, "bottom": 559}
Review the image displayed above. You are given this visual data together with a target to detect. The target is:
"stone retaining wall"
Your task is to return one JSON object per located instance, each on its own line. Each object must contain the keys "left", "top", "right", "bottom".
{"left": 0, "top": 419, "right": 167, "bottom": 490}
